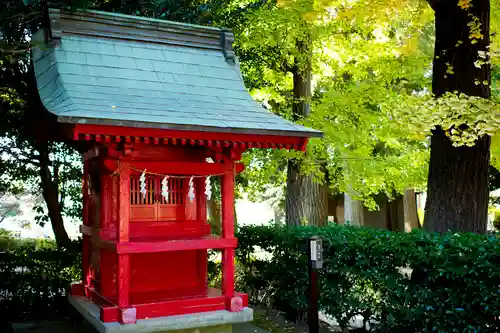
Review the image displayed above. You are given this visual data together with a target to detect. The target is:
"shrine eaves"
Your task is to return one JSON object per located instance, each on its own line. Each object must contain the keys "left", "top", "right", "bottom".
{"left": 32, "top": 9, "right": 322, "bottom": 139}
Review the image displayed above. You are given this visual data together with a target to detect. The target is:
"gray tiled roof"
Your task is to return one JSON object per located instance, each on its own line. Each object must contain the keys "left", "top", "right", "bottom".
{"left": 32, "top": 9, "right": 321, "bottom": 138}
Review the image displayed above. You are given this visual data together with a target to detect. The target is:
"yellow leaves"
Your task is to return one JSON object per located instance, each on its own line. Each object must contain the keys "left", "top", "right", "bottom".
{"left": 445, "top": 62, "right": 454, "bottom": 76}
{"left": 467, "top": 15, "right": 484, "bottom": 43}
{"left": 303, "top": 11, "right": 319, "bottom": 23}
{"left": 457, "top": 0, "right": 472, "bottom": 10}
{"left": 277, "top": 0, "right": 294, "bottom": 8}
{"left": 399, "top": 92, "right": 500, "bottom": 148}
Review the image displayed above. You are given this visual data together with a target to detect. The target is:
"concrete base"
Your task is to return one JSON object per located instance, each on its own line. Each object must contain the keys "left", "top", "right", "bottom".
{"left": 68, "top": 295, "right": 253, "bottom": 333}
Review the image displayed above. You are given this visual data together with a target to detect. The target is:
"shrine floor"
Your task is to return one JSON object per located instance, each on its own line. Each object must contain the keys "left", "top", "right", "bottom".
{"left": 10, "top": 321, "right": 272, "bottom": 333}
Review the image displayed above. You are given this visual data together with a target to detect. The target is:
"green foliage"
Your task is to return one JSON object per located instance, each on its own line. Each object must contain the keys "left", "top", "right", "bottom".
{"left": 225, "top": 0, "right": 437, "bottom": 207}
{"left": 0, "top": 240, "right": 81, "bottom": 323}
{"left": 0, "top": 234, "right": 56, "bottom": 251}
{"left": 236, "top": 224, "right": 500, "bottom": 332}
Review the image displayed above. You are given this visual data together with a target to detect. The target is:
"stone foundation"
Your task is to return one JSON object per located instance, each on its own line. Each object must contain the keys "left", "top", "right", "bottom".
{"left": 67, "top": 295, "right": 253, "bottom": 333}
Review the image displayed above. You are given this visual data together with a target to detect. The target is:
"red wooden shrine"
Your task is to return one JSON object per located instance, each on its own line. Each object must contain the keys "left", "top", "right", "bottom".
{"left": 31, "top": 8, "right": 321, "bottom": 326}
{"left": 70, "top": 137, "right": 249, "bottom": 324}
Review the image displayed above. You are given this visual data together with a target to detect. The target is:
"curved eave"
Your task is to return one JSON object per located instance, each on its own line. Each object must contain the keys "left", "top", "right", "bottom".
{"left": 32, "top": 9, "right": 322, "bottom": 146}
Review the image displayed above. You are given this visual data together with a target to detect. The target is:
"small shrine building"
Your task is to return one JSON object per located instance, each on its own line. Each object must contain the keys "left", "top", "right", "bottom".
{"left": 32, "top": 8, "right": 321, "bottom": 333}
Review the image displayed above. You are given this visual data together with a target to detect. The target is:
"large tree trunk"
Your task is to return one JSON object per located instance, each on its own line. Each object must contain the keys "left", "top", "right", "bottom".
{"left": 403, "top": 189, "right": 420, "bottom": 232}
{"left": 286, "top": 40, "right": 329, "bottom": 226}
{"left": 286, "top": 164, "right": 329, "bottom": 226}
{"left": 344, "top": 193, "right": 364, "bottom": 226}
{"left": 425, "top": 0, "right": 491, "bottom": 233}
{"left": 37, "top": 144, "right": 71, "bottom": 247}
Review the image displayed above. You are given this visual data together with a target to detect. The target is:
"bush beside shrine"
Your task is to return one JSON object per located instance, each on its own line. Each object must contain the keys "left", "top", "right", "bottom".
{"left": 0, "top": 241, "right": 81, "bottom": 323}
{"left": 1, "top": 228, "right": 500, "bottom": 332}
{"left": 235, "top": 224, "right": 500, "bottom": 332}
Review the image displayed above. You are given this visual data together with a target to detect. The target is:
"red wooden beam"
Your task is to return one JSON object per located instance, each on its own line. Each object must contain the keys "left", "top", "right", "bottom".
{"left": 73, "top": 124, "right": 305, "bottom": 147}
{"left": 115, "top": 236, "right": 237, "bottom": 254}
{"left": 103, "top": 160, "right": 235, "bottom": 176}
{"left": 98, "top": 295, "right": 226, "bottom": 322}
{"left": 135, "top": 296, "right": 225, "bottom": 319}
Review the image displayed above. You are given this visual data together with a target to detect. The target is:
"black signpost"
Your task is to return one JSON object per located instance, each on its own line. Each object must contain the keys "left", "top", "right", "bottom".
{"left": 308, "top": 236, "right": 323, "bottom": 333}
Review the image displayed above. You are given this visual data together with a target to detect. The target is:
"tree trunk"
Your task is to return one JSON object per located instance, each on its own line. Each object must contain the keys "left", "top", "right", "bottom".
{"left": 425, "top": 0, "right": 491, "bottom": 233}
{"left": 208, "top": 196, "right": 221, "bottom": 234}
{"left": 37, "top": 144, "right": 71, "bottom": 248}
{"left": 344, "top": 193, "right": 364, "bottom": 226}
{"left": 285, "top": 39, "right": 329, "bottom": 226}
{"left": 286, "top": 163, "right": 328, "bottom": 226}
{"left": 403, "top": 189, "right": 420, "bottom": 232}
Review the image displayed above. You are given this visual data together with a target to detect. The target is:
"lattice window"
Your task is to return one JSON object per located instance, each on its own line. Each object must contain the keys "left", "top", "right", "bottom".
{"left": 159, "top": 178, "right": 185, "bottom": 205}
{"left": 130, "top": 175, "right": 156, "bottom": 205}
{"left": 130, "top": 176, "right": 185, "bottom": 205}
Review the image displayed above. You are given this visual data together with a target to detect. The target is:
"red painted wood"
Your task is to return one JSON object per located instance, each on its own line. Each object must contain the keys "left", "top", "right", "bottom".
{"left": 84, "top": 284, "right": 249, "bottom": 322}
{"left": 118, "top": 162, "right": 130, "bottom": 242}
{"left": 222, "top": 249, "right": 235, "bottom": 310}
{"left": 116, "top": 236, "right": 237, "bottom": 254}
{"left": 221, "top": 167, "right": 236, "bottom": 310}
{"left": 100, "top": 305, "right": 118, "bottom": 323}
{"left": 70, "top": 283, "right": 84, "bottom": 296}
{"left": 130, "top": 221, "right": 210, "bottom": 239}
{"left": 93, "top": 221, "right": 210, "bottom": 240}
{"left": 221, "top": 168, "right": 235, "bottom": 239}
{"left": 117, "top": 254, "right": 130, "bottom": 309}
{"left": 100, "top": 251, "right": 116, "bottom": 298}
{"left": 116, "top": 162, "right": 131, "bottom": 312}
{"left": 235, "top": 163, "right": 245, "bottom": 174}
{"left": 76, "top": 125, "right": 255, "bottom": 323}
{"left": 82, "top": 286, "right": 115, "bottom": 308}
{"left": 130, "top": 252, "right": 205, "bottom": 295}
{"left": 134, "top": 296, "right": 225, "bottom": 319}
{"left": 235, "top": 291, "right": 249, "bottom": 307}
{"left": 300, "top": 138, "right": 308, "bottom": 151}
{"left": 100, "top": 170, "right": 115, "bottom": 298}
{"left": 104, "top": 160, "right": 235, "bottom": 176}
{"left": 82, "top": 161, "right": 91, "bottom": 291}
{"left": 98, "top": 296, "right": 226, "bottom": 322}
{"left": 73, "top": 124, "right": 305, "bottom": 146}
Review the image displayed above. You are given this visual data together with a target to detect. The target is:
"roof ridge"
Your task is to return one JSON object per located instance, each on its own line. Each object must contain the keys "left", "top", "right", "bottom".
{"left": 47, "top": 8, "right": 233, "bottom": 54}
{"left": 53, "top": 8, "right": 222, "bottom": 31}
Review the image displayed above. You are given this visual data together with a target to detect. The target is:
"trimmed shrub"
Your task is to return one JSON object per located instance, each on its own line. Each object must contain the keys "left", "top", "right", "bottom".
{"left": 0, "top": 241, "right": 81, "bottom": 323}
{"left": 236, "top": 225, "right": 500, "bottom": 332}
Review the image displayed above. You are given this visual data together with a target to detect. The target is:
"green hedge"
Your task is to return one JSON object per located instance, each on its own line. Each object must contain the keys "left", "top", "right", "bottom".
{"left": 2, "top": 227, "right": 500, "bottom": 332}
{"left": 236, "top": 225, "right": 500, "bottom": 332}
{"left": 0, "top": 236, "right": 57, "bottom": 251}
{"left": 0, "top": 242, "right": 81, "bottom": 323}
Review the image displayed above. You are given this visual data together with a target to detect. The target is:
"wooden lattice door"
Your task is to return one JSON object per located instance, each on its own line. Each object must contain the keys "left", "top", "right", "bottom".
{"left": 130, "top": 175, "right": 186, "bottom": 222}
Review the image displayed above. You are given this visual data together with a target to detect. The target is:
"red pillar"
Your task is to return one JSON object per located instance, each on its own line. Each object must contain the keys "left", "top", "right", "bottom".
{"left": 116, "top": 162, "right": 134, "bottom": 324}
{"left": 100, "top": 169, "right": 114, "bottom": 299}
{"left": 196, "top": 178, "right": 208, "bottom": 292}
{"left": 82, "top": 160, "right": 91, "bottom": 295}
{"left": 221, "top": 166, "right": 236, "bottom": 311}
